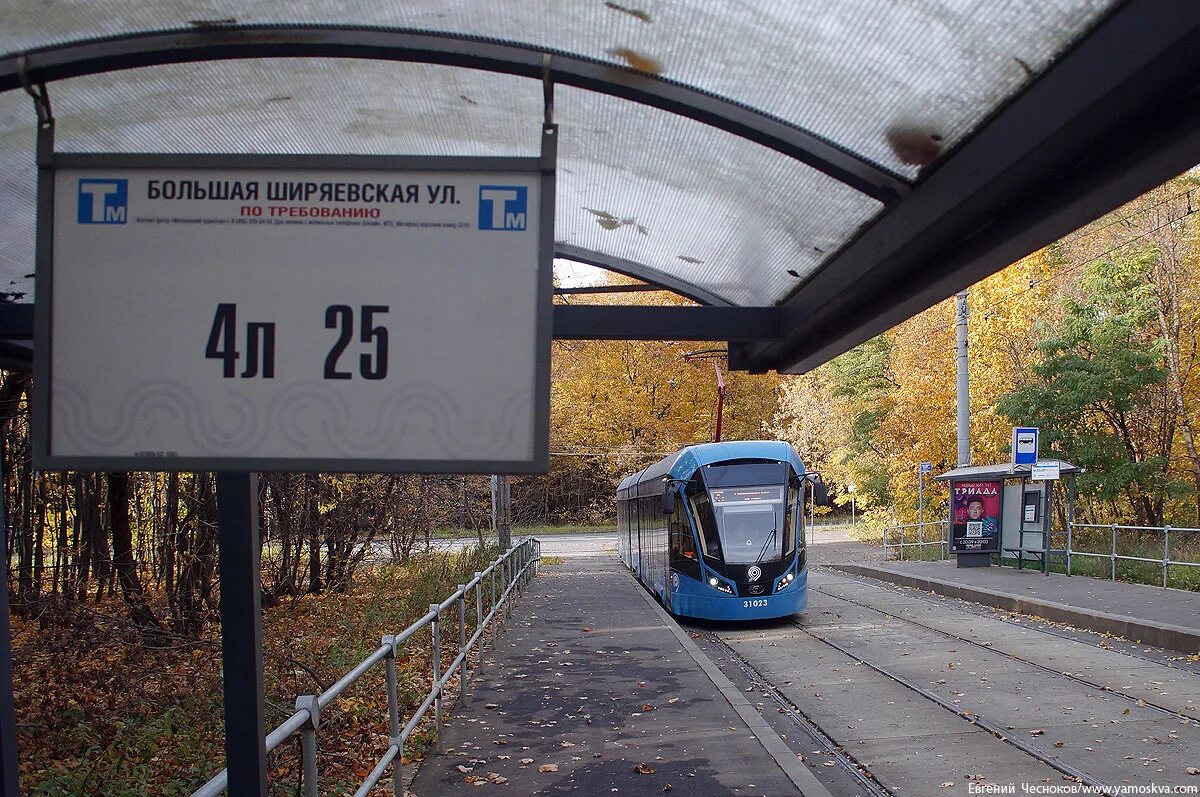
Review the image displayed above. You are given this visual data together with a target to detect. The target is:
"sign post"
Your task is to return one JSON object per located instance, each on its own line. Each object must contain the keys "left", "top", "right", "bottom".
{"left": 215, "top": 473, "right": 268, "bottom": 796}
{"left": 918, "top": 461, "right": 932, "bottom": 528}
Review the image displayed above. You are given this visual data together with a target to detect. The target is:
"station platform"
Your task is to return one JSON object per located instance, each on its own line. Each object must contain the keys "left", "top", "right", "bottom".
{"left": 410, "top": 555, "right": 827, "bottom": 797}
{"left": 830, "top": 559, "right": 1200, "bottom": 655}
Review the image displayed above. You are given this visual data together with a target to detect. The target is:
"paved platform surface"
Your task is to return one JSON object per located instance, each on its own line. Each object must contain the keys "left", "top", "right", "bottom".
{"left": 830, "top": 559, "right": 1200, "bottom": 654}
{"left": 410, "top": 556, "right": 812, "bottom": 796}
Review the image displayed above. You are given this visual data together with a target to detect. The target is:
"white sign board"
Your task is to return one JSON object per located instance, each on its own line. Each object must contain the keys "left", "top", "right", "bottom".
{"left": 1030, "top": 461, "right": 1061, "bottom": 481}
{"left": 36, "top": 153, "right": 553, "bottom": 472}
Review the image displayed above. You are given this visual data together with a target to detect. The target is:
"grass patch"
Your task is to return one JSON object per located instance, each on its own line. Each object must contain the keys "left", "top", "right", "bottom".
{"left": 539, "top": 556, "right": 565, "bottom": 566}
{"left": 15, "top": 543, "right": 513, "bottom": 796}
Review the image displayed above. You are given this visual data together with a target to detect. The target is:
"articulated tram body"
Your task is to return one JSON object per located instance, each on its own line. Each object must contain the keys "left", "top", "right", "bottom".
{"left": 617, "top": 440, "right": 809, "bottom": 621}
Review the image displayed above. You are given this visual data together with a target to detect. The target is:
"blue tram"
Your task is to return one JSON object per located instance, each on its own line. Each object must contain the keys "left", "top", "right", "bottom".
{"left": 617, "top": 440, "right": 824, "bottom": 621}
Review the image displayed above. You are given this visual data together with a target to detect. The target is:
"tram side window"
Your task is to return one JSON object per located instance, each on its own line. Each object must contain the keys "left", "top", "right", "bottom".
{"left": 783, "top": 482, "right": 800, "bottom": 557}
{"left": 687, "top": 482, "right": 722, "bottom": 559}
{"left": 669, "top": 501, "right": 701, "bottom": 579}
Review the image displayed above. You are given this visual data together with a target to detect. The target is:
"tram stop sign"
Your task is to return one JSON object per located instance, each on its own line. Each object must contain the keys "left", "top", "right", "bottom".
{"left": 35, "top": 150, "right": 554, "bottom": 473}
{"left": 1011, "top": 426, "right": 1039, "bottom": 466}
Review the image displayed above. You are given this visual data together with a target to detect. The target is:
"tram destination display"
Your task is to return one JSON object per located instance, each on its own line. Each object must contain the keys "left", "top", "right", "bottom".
{"left": 949, "top": 479, "right": 1003, "bottom": 553}
{"left": 36, "top": 153, "right": 553, "bottom": 472}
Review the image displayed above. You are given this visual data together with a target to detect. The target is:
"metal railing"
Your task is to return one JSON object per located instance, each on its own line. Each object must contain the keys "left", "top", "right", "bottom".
{"left": 882, "top": 521, "right": 950, "bottom": 560}
{"left": 191, "top": 536, "right": 542, "bottom": 797}
{"left": 1067, "top": 523, "right": 1200, "bottom": 587}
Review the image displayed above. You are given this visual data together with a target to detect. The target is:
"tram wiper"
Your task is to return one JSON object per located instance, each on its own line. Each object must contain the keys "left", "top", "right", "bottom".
{"left": 754, "top": 528, "right": 777, "bottom": 564}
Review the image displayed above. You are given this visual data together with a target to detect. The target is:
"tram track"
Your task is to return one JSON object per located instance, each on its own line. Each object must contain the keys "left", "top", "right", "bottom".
{"left": 688, "top": 625, "right": 894, "bottom": 797}
{"left": 784, "top": 616, "right": 1118, "bottom": 795}
{"left": 818, "top": 565, "right": 1200, "bottom": 677}
{"left": 807, "top": 580, "right": 1200, "bottom": 728}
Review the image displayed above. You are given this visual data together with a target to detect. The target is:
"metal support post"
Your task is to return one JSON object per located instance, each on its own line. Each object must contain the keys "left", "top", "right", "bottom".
{"left": 474, "top": 571, "right": 485, "bottom": 671}
{"left": 215, "top": 472, "right": 268, "bottom": 797}
{"left": 382, "top": 635, "right": 402, "bottom": 797}
{"left": 1111, "top": 523, "right": 1118, "bottom": 581}
{"left": 918, "top": 468, "right": 925, "bottom": 528}
{"left": 955, "top": 291, "right": 971, "bottom": 467}
{"left": 295, "top": 695, "right": 320, "bottom": 797}
{"left": 1067, "top": 472, "right": 1077, "bottom": 576}
{"left": 430, "top": 605, "right": 442, "bottom": 748}
{"left": 1163, "top": 526, "right": 1170, "bottom": 588}
{"left": 0, "top": 454, "right": 19, "bottom": 797}
{"left": 809, "top": 482, "right": 815, "bottom": 546}
{"left": 490, "top": 567, "right": 498, "bottom": 641}
{"left": 457, "top": 586, "right": 469, "bottom": 705}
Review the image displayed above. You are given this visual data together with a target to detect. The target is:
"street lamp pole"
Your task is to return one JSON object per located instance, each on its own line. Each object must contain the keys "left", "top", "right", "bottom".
{"left": 848, "top": 483, "right": 857, "bottom": 525}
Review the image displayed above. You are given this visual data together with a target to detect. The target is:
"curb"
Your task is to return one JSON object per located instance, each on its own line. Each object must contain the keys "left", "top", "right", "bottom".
{"left": 828, "top": 564, "right": 1200, "bottom": 655}
{"left": 629, "top": 576, "right": 835, "bottom": 797}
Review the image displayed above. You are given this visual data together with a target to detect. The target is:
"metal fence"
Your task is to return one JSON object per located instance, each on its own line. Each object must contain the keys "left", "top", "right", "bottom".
{"left": 1067, "top": 523, "right": 1200, "bottom": 587}
{"left": 879, "top": 519, "right": 1200, "bottom": 588}
{"left": 191, "top": 536, "right": 542, "bottom": 797}
{"left": 882, "top": 521, "right": 950, "bottom": 560}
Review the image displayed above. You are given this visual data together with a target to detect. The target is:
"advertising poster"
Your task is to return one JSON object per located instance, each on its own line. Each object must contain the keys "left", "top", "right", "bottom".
{"left": 950, "top": 480, "right": 1003, "bottom": 553}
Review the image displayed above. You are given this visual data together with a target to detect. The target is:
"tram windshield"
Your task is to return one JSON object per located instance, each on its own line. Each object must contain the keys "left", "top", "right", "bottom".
{"left": 701, "top": 463, "right": 789, "bottom": 565}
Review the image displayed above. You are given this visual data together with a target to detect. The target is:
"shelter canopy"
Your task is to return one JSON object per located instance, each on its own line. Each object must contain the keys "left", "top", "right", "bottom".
{"left": 1, "top": 1, "right": 1198, "bottom": 372}
{"left": 934, "top": 461, "right": 1082, "bottom": 482}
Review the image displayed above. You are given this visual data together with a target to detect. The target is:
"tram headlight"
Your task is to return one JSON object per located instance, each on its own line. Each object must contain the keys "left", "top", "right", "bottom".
{"left": 707, "top": 576, "right": 733, "bottom": 594}
{"left": 786, "top": 572, "right": 794, "bottom": 582}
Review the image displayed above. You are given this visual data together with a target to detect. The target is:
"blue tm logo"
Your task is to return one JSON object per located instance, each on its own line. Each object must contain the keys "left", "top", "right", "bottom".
{"left": 77, "top": 179, "right": 128, "bottom": 224}
{"left": 478, "top": 186, "right": 528, "bottom": 231}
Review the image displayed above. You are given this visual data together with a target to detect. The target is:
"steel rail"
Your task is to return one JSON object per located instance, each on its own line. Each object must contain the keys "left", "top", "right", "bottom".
{"left": 822, "top": 565, "right": 1200, "bottom": 678}
{"left": 788, "top": 619, "right": 1117, "bottom": 795}
{"left": 691, "top": 626, "right": 893, "bottom": 797}
{"left": 809, "top": 583, "right": 1200, "bottom": 727}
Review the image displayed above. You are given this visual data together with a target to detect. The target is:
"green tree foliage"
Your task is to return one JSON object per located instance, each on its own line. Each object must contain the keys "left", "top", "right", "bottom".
{"left": 997, "top": 253, "right": 1185, "bottom": 524}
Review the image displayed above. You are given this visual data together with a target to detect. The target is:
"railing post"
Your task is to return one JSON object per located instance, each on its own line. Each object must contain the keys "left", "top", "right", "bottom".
{"left": 430, "top": 605, "right": 443, "bottom": 749}
{"left": 1163, "top": 526, "right": 1170, "bottom": 588}
{"left": 490, "top": 566, "right": 499, "bottom": 641}
{"left": 919, "top": 522, "right": 925, "bottom": 559}
{"left": 1066, "top": 522, "right": 1073, "bottom": 576}
{"left": 295, "top": 695, "right": 320, "bottom": 797}
{"left": 474, "top": 571, "right": 485, "bottom": 674}
{"left": 382, "top": 634, "right": 402, "bottom": 797}
{"left": 1111, "top": 523, "right": 1118, "bottom": 581}
{"left": 504, "top": 557, "right": 512, "bottom": 622}
{"left": 457, "top": 585, "right": 469, "bottom": 705}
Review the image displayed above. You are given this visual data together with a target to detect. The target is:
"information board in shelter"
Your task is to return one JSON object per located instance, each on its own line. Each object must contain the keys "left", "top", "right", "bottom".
{"left": 950, "top": 479, "right": 1003, "bottom": 553}
{"left": 37, "top": 156, "right": 552, "bottom": 472}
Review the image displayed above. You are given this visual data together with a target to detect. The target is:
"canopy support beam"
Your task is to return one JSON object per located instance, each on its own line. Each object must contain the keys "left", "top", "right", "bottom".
{"left": 735, "top": 0, "right": 1200, "bottom": 373}
{"left": 0, "top": 26, "right": 908, "bottom": 204}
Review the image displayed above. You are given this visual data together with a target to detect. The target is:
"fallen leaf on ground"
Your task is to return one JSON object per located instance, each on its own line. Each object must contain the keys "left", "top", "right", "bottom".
{"left": 641, "top": 703, "right": 655, "bottom": 712}
{"left": 519, "top": 758, "right": 534, "bottom": 765}
{"left": 539, "top": 764, "right": 558, "bottom": 773}
{"left": 1031, "top": 729, "right": 1045, "bottom": 736}
{"left": 634, "top": 763, "right": 656, "bottom": 775}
